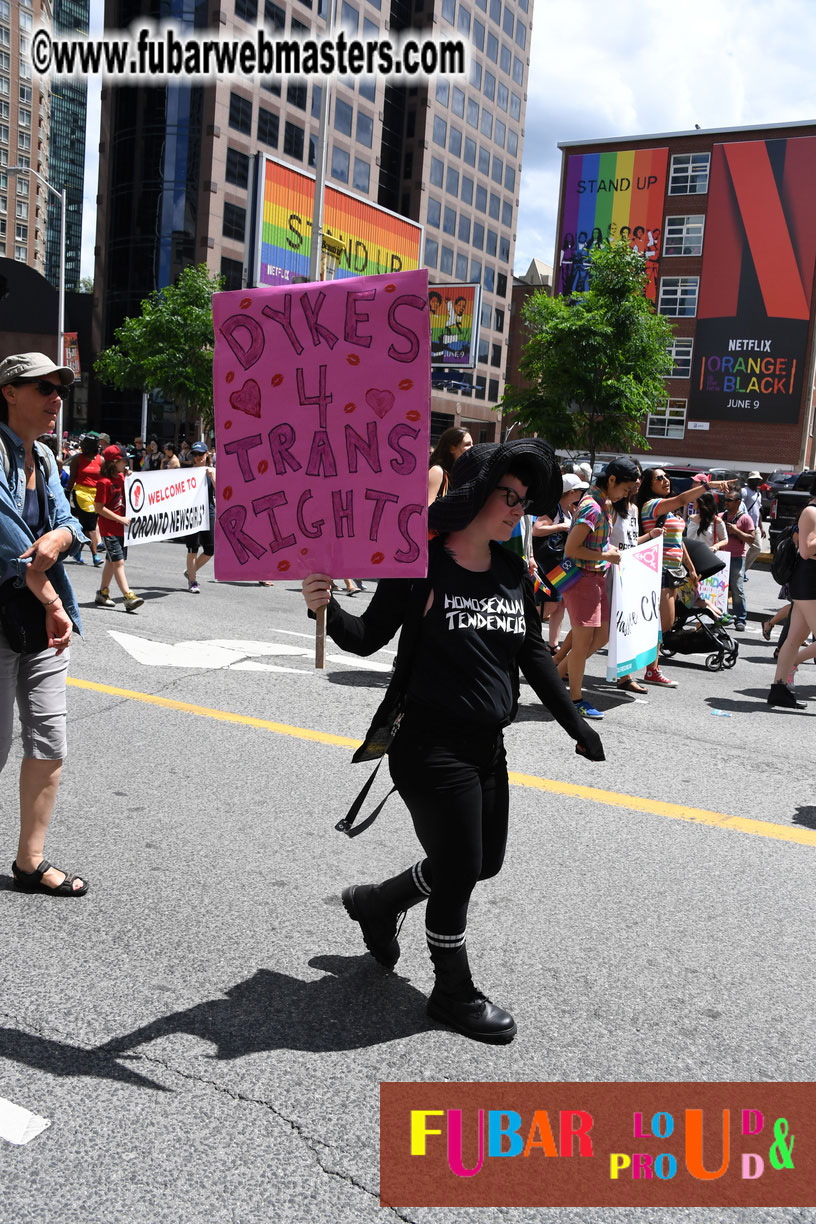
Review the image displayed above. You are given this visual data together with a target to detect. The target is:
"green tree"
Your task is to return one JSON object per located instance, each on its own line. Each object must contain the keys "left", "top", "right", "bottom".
{"left": 95, "top": 264, "right": 223, "bottom": 435}
{"left": 77, "top": 276, "right": 94, "bottom": 294}
{"left": 501, "top": 242, "right": 674, "bottom": 465}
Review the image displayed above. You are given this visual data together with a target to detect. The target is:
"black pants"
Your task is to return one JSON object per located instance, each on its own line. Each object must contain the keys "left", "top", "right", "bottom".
{"left": 387, "top": 714, "right": 509, "bottom": 938}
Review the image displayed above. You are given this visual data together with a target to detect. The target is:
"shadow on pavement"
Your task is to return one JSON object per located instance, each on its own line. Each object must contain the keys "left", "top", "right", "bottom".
{"left": 0, "top": 1027, "right": 169, "bottom": 1092}
{"left": 97, "top": 955, "right": 431, "bottom": 1062}
{"left": 793, "top": 806, "right": 816, "bottom": 830}
{"left": 327, "top": 671, "right": 390, "bottom": 689}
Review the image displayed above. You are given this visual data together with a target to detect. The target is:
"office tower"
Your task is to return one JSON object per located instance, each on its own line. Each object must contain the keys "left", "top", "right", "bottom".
{"left": 0, "top": 0, "right": 52, "bottom": 275}
{"left": 93, "top": 0, "right": 533, "bottom": 440}
{"left": 45, "top": 0, "right": 89, "bottom": 291}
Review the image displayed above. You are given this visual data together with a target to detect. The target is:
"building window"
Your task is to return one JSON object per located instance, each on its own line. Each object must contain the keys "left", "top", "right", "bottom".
{"left": 512, "top": 55, "right": 524, "bottom": 84}
{"left": 500, "top": 43, "right": 511, "bottom": 73}
{"left": 668, "top": 337, "right": 693, "bottom": 378}
{"left": 257, "top": 107, "right": 279, "bottom": 147}
{"left": 435, "top": 78, "right": 450, "bottom": 105}
{"left": 457, "top": 7, "right": 471, "bottom": 35}
{"left": 484, "top": 266, "right": 495, "bottom": 292}
{"left": 225, "top": 147, "right": 250, "bottom": 189}
{"left": 461, "top": 175, "right": 473, "bottom": 205}
{"left": 456, "top": 252, "right": 468, "bottom": 280}
{"left": 647, "top": 398, "right": 687, "bottom": 439}
{"left": 14, "top": 221, "right": 26, "bottom": 241}
{"left": 449, "top": 126, "right": 462, "bottom": 157}
{"left": 264, "top": 0, "right": 285, "bottom": 25}
{"left": 356, "top": 111, "right": 373, "bottom": 147}
{"left": 467, "top": 98, "right": 479, "bottom": 128}
{"left": 515, "top": 18, "right": 526, "bottom": 47}
{"left": 483, "top": 70, "right": 495, "bottom": 101}
{"left": 458, "top": 214, "right": 471, "bottom": 242}
{"left": 446, "top": 166, "right": 459, "bottom": 197}
{"left": 424, "top": 237, "right": 438, "bottom": 268}
{"left": 229, "top": 92, "right": 252, "bottom": 135}
{"left": 433, "top": 115, "right": 447, "bottom": 147}
{"left": 486, "top": 228, "right": 497, "bottom": 256}
{"left": 502, "top": 6, "right": 513, "bottom": 35}
{"left": 494, "top": 118, "right": 506, "bottom": 148}
{"left": 426, "top": 197, "right": 441, "bottom": 228}
{"left": 491, "top": 154, "right": 502, "bottom": 184}
{"left": 669, "top": 152, "right": 710, "bottom": 195}
{"left": 658, "top": 276, "right": 699, "bottom": 317}
{"left": 334, "top": 98, "right": 353, "bottom": 136}
{"left": 478, "top": 146, "right": 490, "bottom": 175}
{"left": 472, "top": 221, "right": 484, "bottom": 250}
{"left": 475, "top": 184, "right": 487, "bottom": 212}
{"left": 440, "top": 245, "right": 453, "bottom": 274}
{"left": 501, "top": 199, "right": 512, "bottom": 226}
{"left": 443, "top": 205, "right": 456, "bottom": 235}
{"left": 471, "top": 259, "right": 482, "bottom": 282}
{"left": 499, "top": 236, "right": 510, "bottom": 262}
{"left": 331, "top": 145, "right": 350, "bottom": 183}
{"left": 497, "top": 82, "right": 509, "bottom": 112}
{"left": 222, "top": 203, "right": 246, "bottom": 243}
{"left": 496, "top": 272, "right": 507, "bottom": 297}
{"left": 469, "top": 59, "right": 482, "bottom": 89}
{"left": 663, "top": 214, "right": 705, "bottom": 257}
{"left": 480, "top": 110, "right": 493, "bottom": 139}
{"left": 15, "top": 200, "right": 28, "bottom": 220}
{"left": 430, "top": 156, "right": 444, "bottom": 186}
{"left": 221, "top": 256, "right": 244, "bottom": 290}
{"left": 464, "top": 137, "right": 476, "bottom": 167}
{"left": 353, "top": 157, "right": 369, "bottom": 192}
{"left": 17, "top": 132, "right": 30, "bottom": 152}
{"left": 486, "top": 32, "right": 498, "bottom": 61}
{"left": 472, "top": 18, "right": 485, "bottom": 50}
{"left": 488, "top": 378, "right": 499, "bottom": 401}
{"left": 451, "top": 86, "right": 465, "bottom": 118}
{"left": 18, "top": 108, "right": 31, "bottom": 129}
{"left": 284, "top": 121, "right": 304, "bottom": 159}
{"left": 488, "top": 192, "right": 500, "bottom": 220}
{"left": 441, "top": 0, "right": 454, "bottom": 20}
{"left": 494, "top": 307, "right": 504, "bottom": 331}
{"left": 286, "top": 82, "right": 307, "bottom": 110}
{"left": 235, "top": 0, "right": 258, "bottom": 20}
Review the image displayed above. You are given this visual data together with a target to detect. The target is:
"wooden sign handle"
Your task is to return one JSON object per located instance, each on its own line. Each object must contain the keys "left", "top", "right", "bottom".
{"left": 315, "top": 605, "right": 327, "bottom": 669}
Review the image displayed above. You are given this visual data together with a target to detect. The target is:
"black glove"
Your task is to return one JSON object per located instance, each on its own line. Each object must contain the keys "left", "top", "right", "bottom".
{"left": 575, "top": 727, "right": 605, "bottom": 761}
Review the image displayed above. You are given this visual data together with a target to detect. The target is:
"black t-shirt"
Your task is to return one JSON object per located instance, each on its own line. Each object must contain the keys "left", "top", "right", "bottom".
{"left": 406, "top": 542, "right": 527, "bottom": 728}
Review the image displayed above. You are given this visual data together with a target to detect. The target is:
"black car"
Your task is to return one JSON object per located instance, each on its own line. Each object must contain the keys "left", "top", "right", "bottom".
{"left": 763, "top": 470, "right": 799, "bottom": 517}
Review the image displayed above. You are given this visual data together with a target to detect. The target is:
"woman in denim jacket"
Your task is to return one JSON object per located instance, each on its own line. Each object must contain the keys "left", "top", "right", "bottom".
{"left": 0, "top": 352, "right": 88, "bottom": 896}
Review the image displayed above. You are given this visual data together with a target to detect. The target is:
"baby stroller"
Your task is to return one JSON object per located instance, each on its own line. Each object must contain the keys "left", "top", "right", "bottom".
{"left": 661, "top": 602, "right": 738, "bottom": 672}
{"left": 660, "top": 534, "right": 738, "bottom": 672}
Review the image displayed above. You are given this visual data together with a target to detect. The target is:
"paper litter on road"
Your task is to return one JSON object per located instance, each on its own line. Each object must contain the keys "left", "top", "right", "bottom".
{"left": 0, "top": 1097, "right": 51, "bottom": 1145}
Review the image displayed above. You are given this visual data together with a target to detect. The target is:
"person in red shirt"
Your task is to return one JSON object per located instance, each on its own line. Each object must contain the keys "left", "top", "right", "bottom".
{"left": 722, "top": 491, "right": 754, "bottom": 631}
{"left": 93, "top": 445, "right": 144, "bottom": 613}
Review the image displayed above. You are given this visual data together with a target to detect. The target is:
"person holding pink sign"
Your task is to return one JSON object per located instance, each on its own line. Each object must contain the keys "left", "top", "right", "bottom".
{"left": 302, "top": 439, "right": 604, "bottom": 1045}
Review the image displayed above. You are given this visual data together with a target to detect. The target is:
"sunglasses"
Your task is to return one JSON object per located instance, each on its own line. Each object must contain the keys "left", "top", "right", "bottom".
{"left": 495, "top": 484, "right": 533, "bottom": 511}
{"left": 16, "top": 378, "right": 70, "bottom": 402}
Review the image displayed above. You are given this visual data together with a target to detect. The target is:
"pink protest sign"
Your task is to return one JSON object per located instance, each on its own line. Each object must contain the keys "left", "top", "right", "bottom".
{"left": 212, "top": 269, "right": 431, "bottom": 582}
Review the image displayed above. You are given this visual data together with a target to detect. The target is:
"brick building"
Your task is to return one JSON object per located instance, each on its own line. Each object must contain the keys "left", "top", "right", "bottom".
{"left": 554, "top": 121, "right": 816, "bottom": 472}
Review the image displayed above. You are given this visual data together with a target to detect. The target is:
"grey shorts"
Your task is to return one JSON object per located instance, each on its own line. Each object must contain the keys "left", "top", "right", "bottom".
{"left": 0, "top": 627, "right": 69, "bottom": 766}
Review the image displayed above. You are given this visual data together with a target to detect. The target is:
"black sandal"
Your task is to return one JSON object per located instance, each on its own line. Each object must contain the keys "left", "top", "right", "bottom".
{"left": 12, "top": 859, "right": 89, "bottom": 897}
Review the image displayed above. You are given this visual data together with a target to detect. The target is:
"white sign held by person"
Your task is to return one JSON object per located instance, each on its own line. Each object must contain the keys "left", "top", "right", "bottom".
{"left": 607, "top": 538, "right": 663, "bottom": 681}
{"left": 124, "top": 469, "right": 210, "bottom": 546}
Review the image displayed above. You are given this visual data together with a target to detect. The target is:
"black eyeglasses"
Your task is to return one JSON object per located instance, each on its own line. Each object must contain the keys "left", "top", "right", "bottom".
{"left": 495, "top": 484, "right": 533, "bottom": 511}
{"left": 15, "top": 378, "right": 70, "bottom": 402}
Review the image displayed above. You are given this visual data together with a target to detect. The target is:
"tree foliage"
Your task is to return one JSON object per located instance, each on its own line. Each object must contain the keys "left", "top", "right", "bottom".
{"left": 95, "top": 264, "right": 223, "bottom": 431}
{"left": 502, "top": 242, "right": 675, "bottom": 463}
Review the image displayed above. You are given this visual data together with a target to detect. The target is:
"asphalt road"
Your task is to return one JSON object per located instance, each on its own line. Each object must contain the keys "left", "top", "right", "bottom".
{"left": 1, "top": 542, "right": 814, "bottom": 1224}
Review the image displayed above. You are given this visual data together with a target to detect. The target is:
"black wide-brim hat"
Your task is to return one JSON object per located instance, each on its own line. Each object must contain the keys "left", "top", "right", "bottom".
{"left": 428, "top": 437, "right": 562, "bottom": 534}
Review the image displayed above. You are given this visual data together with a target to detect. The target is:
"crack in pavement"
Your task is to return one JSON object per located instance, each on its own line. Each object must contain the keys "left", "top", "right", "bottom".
{"left": 0, "top": 1012, "right": 419, "bottom": 1224}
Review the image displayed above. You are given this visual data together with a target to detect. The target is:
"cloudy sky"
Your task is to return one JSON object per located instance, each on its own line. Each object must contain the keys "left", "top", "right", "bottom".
{"left": 81, "top": 0, "right": 816, "bottom": 282}
{"left": 514, "top": 0, "right": 816, "bottom": 275}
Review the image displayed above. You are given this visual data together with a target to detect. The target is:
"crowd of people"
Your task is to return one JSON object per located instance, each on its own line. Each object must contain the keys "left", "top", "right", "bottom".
{"left": 2, "top": 351, "right": 814, "bottom": 1047}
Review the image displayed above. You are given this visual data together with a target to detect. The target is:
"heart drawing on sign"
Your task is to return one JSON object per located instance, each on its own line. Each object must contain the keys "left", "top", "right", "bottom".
{"left": 365, "top": 388, "right": 395, "bottom": 419}
{"left": 229, "top": 378, "right": 262, "bottom": 418}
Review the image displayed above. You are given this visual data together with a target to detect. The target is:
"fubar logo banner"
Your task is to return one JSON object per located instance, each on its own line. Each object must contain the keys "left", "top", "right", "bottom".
{"left": 380, "top": 1082, "right": 814, "bottom": 1208}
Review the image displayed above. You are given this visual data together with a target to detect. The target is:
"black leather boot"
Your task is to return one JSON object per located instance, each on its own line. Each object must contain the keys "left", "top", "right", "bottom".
{"left": 341, "top": 884, "right": 404, "bottom": 968}
{"left": 768, "top": 681, "right": 805, "bottom": 709}
{"left": 428, "top": 945, "right": 517, "bottom": 1044}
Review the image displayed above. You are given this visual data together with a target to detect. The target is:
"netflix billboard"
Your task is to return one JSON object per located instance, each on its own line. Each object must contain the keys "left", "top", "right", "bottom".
{"left": 688, "top": 137, "right": 816, "bottom": 425}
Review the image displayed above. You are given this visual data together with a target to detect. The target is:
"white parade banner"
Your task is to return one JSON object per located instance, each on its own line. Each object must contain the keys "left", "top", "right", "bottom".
{"left": 606, "top": 537, "right": 663, "bottom": 681}
{"left": 124, "top": 468, "right": 210, "bottom": 546}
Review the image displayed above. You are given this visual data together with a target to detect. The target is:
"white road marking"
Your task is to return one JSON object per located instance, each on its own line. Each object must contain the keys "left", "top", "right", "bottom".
{"left": 0, "top": 1098, "right": 50, "bottom": 1145}
{"left": 109, "top": 631, "right": 393, "bottom": 673}
{"left": 228, "top": 661, "right": 306, "bottom": 673}
{"left": 326, "top": 654, "right": 393, "bottom": 672}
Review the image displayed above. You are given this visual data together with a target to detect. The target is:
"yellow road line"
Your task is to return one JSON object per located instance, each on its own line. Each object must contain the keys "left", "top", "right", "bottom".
{"left": 67, "top": 677, "right": 816, "bottom": 849}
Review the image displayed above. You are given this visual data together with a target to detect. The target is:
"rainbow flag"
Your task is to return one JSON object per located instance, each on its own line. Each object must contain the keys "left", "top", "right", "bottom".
{"left": 544, "top": 556, "right": 583, "bottom": 592}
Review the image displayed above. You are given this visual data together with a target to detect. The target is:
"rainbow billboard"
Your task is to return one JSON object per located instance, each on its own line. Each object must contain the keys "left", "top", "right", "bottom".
{"left": 253, "top": 155, "right": 423, "bottom": 287}
{"left": 688, "top": 136, "right": 816, "bottom": 425}
{"left": 557, "top": 147, "right": 668, "bottom": 299}
{"left": 428, "top": 282, "right": 480, "bottom": 368}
